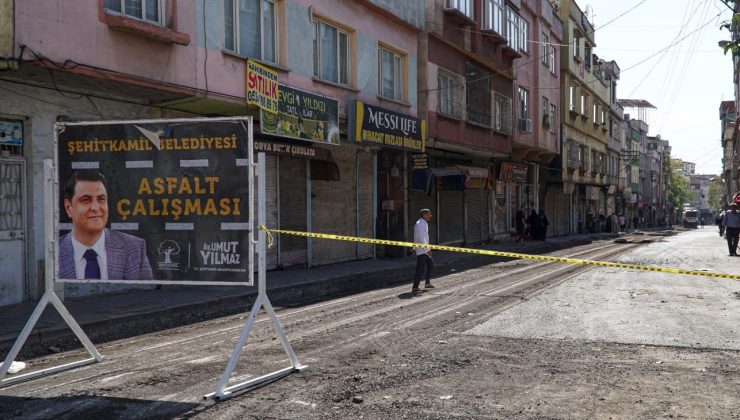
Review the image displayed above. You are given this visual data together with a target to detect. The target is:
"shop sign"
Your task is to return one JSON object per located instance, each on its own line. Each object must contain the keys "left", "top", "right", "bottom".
{"left": 254, "top": 139, "right": 320, "bottom": 160}
{"left": 350, "top": 101, "right": 426, "bottom": 152}
{"left": 412, "top": 153, "right": 428, "bottom": 170}
{"left": 260, "top": 84, "right": 340, "bottom": 145}
{"left": 499, "top": 162, "right": 528, "bottom": 183}
{"left": 246, "top": 59, "right": 279, "bottom": 114}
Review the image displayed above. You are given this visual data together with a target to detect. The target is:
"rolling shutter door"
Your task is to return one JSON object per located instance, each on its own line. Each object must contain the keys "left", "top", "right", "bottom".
{"left": 408, "top": 189, "right": 437, "bottom": 244}
{"left": 264, "top": 155, "right": 278, "bottom": 270}
{"left": 279, "top": 157, "right": 307, "bottom": 267}
{"left": 438, "top": 190, "right": 464, "bottom": 244}
{"left": 465, "top": 189, "right": 489, "bottom": 244}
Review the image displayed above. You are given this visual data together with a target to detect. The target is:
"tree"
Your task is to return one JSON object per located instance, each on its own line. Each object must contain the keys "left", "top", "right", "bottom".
{"left": 719, "top": 1, "right": 740, "bottom": 56}
{"left": 708, "top": 178, "right": 725, "bottom": 211}
{"left": 666, "top": 160, "right": 691, "bottom": 212}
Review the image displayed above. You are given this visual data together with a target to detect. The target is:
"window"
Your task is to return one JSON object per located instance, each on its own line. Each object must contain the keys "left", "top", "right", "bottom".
{"left": 573, "top": 35, "right": 580, "bottom": 59}
{"left": 592, "top": 104, "right": 597, "bottom": 123}
{"left": 549, "top": 104, "right": 556, "bottom": 133}
{"left": 224, "top": 0, "right": 277, "bottom": 63}
{"left": 484, "top": 0, "right": 504, "bottom": 34}
{"left": 585, "top": 44, "right": 592, "bottom": 70}
{"left": 569, "top": 86, "right": 576, "bottom": 111}
{"left": 518, "top": 87, "right": 529, "bottom": 119}
{"left": 379, "top": 47, "right": 404, "bottom": 101}
{"left": 580, "top": 94, "right": 586, "bottom": 115}
{"left": 542, "top": 33, "right": 550, "bottom": 66}
{"left": 313, "top": 19, "right": 350, "bottom": 85}
{"left": 446, "top": 0, "right": 474, "bottom": 19}
{"left": 493, "top": 92, "right": 512, "bottom": 134}
{"left": 506, "top": 7, "right": 519, "bottom": 50}
{"left": 542, "top": 97, "right": 550, "bottom": 128}
{"left": 519, "top": 18, "right": 529, "bottom": 53}
{"left": 549, "top": 44, "right": 556, "bottom": 73}
{"left": 104, "top": 0, "right": 162, "bottom": 24}
{"left": 438, "top": 69, "right": 464, "bottom": 118}
{"left": 466, "top": 62, "right": 491, "bottom": 126}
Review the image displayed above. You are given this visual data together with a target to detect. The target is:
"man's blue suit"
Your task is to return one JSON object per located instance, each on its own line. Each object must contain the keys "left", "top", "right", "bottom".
{"left": 59, "top": 229, "right": 153, "bottom": 280}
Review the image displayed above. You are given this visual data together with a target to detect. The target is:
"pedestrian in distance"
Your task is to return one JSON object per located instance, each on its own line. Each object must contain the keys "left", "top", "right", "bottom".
{"left": 619, "top": 214, "right": 626, "bottom": 232}
{"left": 717, "top": 210, "right": 726, "bottom": 237}
{"left": 412, "top": 208, "right": 434, "bottom": 295}
{"left": 722, "top": 203, "right": 740, "bottom": 256}
{"left": 527, "top": 209, "right": 541, "bottom": 241}
{"left": 539, "top": 209, "right": 549, "bottom": 241}
{"left": 700, "top": 217, "right": 704, "bottom": 228}
{"left": 515, "top": 204, "right": 526, "bottom": 244}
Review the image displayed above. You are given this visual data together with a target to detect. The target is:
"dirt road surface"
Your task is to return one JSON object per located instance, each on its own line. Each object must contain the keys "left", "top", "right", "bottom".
{"left": 1, "top": 229, "right": 739, "bottom": 419}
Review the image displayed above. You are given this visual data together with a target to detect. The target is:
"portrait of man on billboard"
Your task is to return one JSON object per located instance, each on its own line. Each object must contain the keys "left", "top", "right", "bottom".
{"left": 58, "top": 171, "right": 153, "bottom": 280}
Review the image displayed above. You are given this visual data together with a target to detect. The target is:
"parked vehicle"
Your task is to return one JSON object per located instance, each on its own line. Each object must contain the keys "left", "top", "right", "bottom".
{"left": 683, "top": 210, "right": 699, "bottom": 228}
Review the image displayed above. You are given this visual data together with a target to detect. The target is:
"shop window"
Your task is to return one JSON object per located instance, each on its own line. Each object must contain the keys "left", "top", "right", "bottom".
{"left": 104, "top": 0, "right": 162, "bottom": 24}
{"left": 224, "top": 0, "right": 277, "bottom": 63}
{"left": 313, "top": 19, "right": 351, "bottom": 85}
{"left": 379, "top": 46, "right": 405, "bottom": 102}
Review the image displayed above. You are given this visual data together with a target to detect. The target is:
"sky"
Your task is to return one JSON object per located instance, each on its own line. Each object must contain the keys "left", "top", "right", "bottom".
{"left": 581, "top": 0, "right": 734, "bottom": 175}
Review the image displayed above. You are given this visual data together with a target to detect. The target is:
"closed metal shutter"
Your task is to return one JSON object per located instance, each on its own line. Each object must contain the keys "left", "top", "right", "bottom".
{"left": 408, "top": 188, "right": 437, "bottom": 244}
{"left": 438, "top": 190, "right": 464, "bottom": 244}
{"left": 465, "top": 189, "right": 489, "bottom": 244}
{"left": 264, "top": 155, "right": 278, "bottom": 270}
{"left": 279, "top": 157, "right": 307, "bottom": 267}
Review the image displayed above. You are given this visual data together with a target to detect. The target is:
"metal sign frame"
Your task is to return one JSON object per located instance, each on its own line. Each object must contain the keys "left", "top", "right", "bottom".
{"left": 2, "top": 118, "right": 304, "bottom": 394}
{"left": 205, "top": 153, "right": 306, "bottom": 400}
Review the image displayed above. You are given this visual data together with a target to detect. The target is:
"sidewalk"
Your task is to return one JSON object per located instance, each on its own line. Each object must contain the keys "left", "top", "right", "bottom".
{"left": 0, "top": 232, "right": 623, "bottom": 354}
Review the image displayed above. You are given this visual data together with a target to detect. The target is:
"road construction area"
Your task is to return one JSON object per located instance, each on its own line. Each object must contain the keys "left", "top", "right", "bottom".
{"left": 1, "top": 228, "right": 739, "bottom": 419}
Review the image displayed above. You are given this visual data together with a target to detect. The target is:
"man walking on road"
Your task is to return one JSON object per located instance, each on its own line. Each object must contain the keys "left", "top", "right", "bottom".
{"left": 722, "top": 203, "right": 740, "bottom": 256}
{"left": 412, "top": 208, "right": 434, "bottom": 295}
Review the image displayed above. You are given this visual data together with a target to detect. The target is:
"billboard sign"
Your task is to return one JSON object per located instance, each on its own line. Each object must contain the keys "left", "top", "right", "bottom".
{"left": 350, "top": 101, "right": 425, "bottom": 152}
{"left": 260, "top": 84, "right": 340, "bottom": 145}
{"left": 56, "top": 118, "right": 253, "bottom": 285}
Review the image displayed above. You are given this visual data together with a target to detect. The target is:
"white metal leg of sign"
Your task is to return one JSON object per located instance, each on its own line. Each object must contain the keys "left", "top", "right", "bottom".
{"left": 0, "top": 160, "right": 103, "bottom": 387}
{"left": 205, "top": 152, "right": 305, "bottom": 401}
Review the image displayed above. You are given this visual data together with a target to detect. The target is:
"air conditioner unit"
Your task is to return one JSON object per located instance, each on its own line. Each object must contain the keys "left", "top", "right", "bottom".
{"left": 519, "top": 118, "right": 532, "bottom": 132}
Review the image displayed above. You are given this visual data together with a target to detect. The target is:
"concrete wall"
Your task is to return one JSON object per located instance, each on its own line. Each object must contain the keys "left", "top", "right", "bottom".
{"left": 0, "top": 0, "right": 13, "bottom": 60}
{"left": 195, "top": 0, "right": 420, "bottom": 120}
{"left": 14, "top": 0, "right": 198, "bottom": 88}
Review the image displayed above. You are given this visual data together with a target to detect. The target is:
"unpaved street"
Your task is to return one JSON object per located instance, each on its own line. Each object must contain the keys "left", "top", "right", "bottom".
{"left": 1, "top": 229, "right": 739, "bottom": 419}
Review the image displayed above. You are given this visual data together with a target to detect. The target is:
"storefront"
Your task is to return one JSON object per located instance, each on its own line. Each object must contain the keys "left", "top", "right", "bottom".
{"left": 498, "top": 162, "right": 535, "bottom": 234}
{"left": 257, "top": 84, "right": 376, "bottom": 269}
{"left": 350, "top": 101, "right": 425, "bottom": 257}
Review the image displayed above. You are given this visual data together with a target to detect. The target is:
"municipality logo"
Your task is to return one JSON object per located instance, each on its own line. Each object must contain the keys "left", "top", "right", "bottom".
{"left": 157, "top": 239, "right": 182, "bottom": 271}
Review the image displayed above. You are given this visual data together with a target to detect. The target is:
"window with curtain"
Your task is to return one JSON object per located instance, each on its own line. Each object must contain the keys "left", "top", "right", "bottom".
{"left": 224, "top": 0, "right": 277, "bottom": 63}
{"left": 379, "top": 47, "right": 404, "bottom": 101}
{"left": 313, "top": 20, "right": 350, "bottom": 85}
{"left": 104, "top": 0, "right": 162, "bottom": 24}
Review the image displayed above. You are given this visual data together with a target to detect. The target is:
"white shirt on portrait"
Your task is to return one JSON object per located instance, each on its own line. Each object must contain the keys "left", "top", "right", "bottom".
{"left": 70, "top": 230, "right": 108, "bottom": 280}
